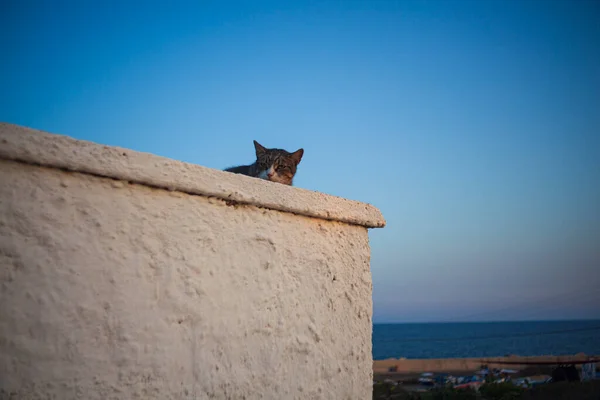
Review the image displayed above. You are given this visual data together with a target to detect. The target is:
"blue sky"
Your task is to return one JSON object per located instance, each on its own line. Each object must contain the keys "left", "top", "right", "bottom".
{"left": 2, "top": 0, "right": 599, "bottom": 322}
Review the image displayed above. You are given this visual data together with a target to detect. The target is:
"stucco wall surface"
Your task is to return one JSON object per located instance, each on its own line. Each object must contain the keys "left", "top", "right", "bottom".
{"left": 0, "top": 123, "right": 384, "bottom": 400}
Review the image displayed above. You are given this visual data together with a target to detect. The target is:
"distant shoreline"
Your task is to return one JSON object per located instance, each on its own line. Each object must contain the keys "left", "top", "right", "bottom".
{"left": 373, "top": 354, "right": 600, "bottom": 376}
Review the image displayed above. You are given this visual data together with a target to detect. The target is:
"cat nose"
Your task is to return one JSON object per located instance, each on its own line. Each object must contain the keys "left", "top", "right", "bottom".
{"left": 267, "top": 171, "right": 274, "bottom": 178}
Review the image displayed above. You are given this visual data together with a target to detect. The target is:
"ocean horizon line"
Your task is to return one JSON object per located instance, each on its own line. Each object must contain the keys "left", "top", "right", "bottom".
{"left": 373, "top": 318, "right": 600, "bottom": 325}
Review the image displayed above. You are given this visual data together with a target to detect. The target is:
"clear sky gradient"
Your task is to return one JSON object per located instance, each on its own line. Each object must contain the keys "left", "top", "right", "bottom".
{"left": 2, "top": 0, "right": 599, "bottom": 322}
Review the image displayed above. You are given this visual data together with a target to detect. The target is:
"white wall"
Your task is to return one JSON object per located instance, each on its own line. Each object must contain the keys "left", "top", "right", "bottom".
{"left": 0, "top": 123, "right": 385, "bottom": 400}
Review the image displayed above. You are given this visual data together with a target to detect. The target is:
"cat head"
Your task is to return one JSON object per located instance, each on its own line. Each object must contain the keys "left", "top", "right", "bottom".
{"left": 253, "top": 140, "right": 304, "bottom": 185}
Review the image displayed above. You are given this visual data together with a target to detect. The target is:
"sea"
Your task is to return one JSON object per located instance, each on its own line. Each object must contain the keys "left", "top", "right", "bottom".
{"left": 372, "top": 320, "right": 600, "bottom": 360}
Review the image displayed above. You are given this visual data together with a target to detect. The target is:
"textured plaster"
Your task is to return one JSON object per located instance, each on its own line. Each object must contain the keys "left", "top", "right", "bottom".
{"left": 0, "top": 123, "right": 383, "bottom": 399}
{"left": 0, "top": 123, "right": 385, "bottom": 228}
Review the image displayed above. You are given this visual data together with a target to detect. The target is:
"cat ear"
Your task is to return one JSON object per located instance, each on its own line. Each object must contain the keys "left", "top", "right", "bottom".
{"left": 290, "top": 148, "right": 304, "bottom": 165}
{"left": 253, "top": 140, "right": 267, "bottom": 156}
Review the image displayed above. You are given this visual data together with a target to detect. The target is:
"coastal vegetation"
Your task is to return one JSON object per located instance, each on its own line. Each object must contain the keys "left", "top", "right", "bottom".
{"left": 373, "top": 380, "right": 600, "bottom": 400}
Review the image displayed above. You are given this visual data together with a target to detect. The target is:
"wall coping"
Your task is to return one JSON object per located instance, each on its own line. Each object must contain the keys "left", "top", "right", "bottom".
{"left": 0, "top": 123, "right": 385, "bottom": 228}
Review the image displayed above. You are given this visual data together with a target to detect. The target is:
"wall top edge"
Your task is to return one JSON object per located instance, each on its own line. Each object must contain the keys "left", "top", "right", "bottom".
{"left": 0, "top": 123, "right": 385, "bottom": 228}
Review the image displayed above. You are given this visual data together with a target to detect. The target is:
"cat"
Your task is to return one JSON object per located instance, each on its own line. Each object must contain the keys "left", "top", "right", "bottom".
{"left": 224, "top": 140, "right": 304, "bottom": 186}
